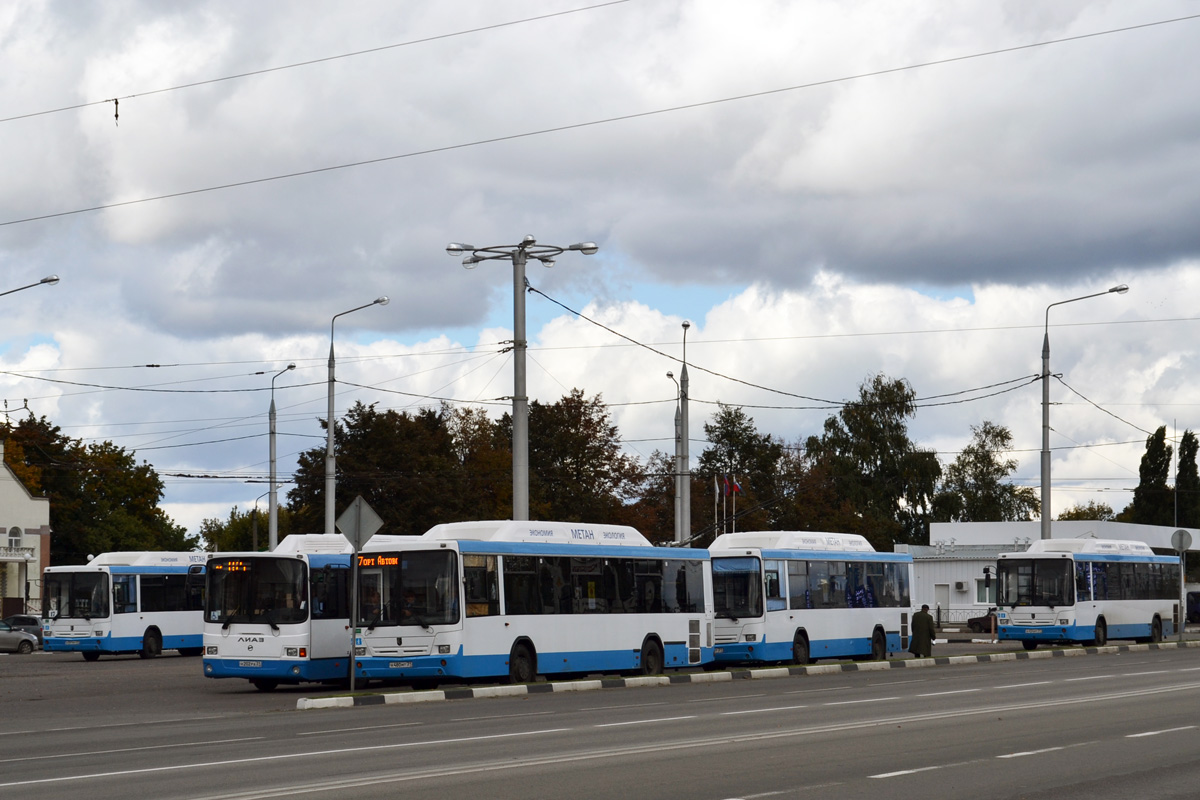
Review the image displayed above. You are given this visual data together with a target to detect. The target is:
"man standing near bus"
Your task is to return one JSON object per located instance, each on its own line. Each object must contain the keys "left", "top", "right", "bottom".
{"left": 909, "top": 604, "right": 935, "bottom": 658}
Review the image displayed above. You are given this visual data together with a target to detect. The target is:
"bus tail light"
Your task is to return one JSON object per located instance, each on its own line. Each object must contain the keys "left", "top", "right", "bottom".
{"left": 299, "top": 647, "right": 307, "bottom": 658}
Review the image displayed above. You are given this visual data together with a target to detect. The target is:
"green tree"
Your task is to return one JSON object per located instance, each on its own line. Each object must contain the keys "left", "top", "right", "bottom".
{"left": 1057, "top": 500, "right": 1117, "bottom": 521}
{"left": 288, "top": 402, "right": 464, "bottom": 536}
{"left": 1120, "top": 426, "right": 1174, "bottom": 526}
{"left": 932, "top": 421, "right": 1039, "bottom": 522}
{"left": 521, "top": 389, "right": 641, "bottom": 523}
{"left": 446, "top": 405, "right": 512, "bottom": 521}
{"left": 1176, "top": 430, "right": 1199, "bottom": 529}
{"left": 3, "top": 416, "right": 195, "bottom": 563}
{"left": 696, "top": 403, "right": 784, "bottom": 541}
{"left": 199, "top": 504, "right": 299, "bottom": 552}
{"left": 804, "top": 374, "right": 941, "bottom": 548}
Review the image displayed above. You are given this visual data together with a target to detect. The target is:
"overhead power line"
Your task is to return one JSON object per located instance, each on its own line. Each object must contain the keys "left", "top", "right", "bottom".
{"left": 4, "top": 12, "right": 1199, "bottom": 228}
{"left": 0, "top": 1, "right": 632, "bottom": 125}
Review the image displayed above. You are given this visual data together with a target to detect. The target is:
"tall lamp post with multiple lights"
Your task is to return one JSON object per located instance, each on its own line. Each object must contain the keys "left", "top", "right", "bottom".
{"left": 679, "top": 321, "right": 691, "bottom": 544}
{"left": 268, "top": 362, "right": 296, "bottom": 550}
{"left": 326, "top": 298, "right": 389, "bottom": 534}
{"left": 446, "top": 236, "right": 598, "bottom": 521}
{"left": 1040, "top": 284, "right": 1128, "bottom": 540}
{"left": 667, "top": 370, "right": 682, "bottom": 543}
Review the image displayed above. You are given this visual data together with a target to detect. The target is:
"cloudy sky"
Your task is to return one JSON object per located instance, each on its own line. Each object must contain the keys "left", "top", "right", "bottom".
{"left": 2, "top": 1, "right": 1199, "bottom": 540}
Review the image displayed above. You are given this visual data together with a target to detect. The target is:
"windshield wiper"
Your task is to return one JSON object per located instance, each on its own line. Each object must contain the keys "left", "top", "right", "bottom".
{"left": 366, "top": 613, "right": 382, "bottom": 632}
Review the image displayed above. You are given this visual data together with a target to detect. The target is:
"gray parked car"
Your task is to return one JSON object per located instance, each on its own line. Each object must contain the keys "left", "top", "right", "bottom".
{"left": 2, "top": 614, "right": 43, "bottom": 645}
{"left": 0, "top": 621, "right": 37, "bottom": 654}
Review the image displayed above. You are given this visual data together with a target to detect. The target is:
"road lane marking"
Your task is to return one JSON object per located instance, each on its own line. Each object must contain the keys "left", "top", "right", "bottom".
{"left": 298, "top": 723, "right": 423, "bottom": 735}
{"left": 720, "top": 705, "right": 807, "bottom": 716}
{"left": 994, "top": 681, "right": 1052, "bottom": 689}
{"left": 916, "top": 688, "right": 981, "bottom": 697}
{"left": 0, "top": 728, "right": 573, "bottom": 788}
{"left": 594, "top": 715, "right": 696, "bottom": 727}
{"left": 688, "top": 693, "right": 766, "bottom": 703}
{"left": 1127, "top": 726, "right": 1196, "bottom": 738}
{"left": 448, "top": 711, "right": 555, "bottom": 722}
{"left": 997, "top": 746, "right": 1065, "bottom": 759}
{"left": 0, "top": 737, "right": 263, "bottom": 765}
{"left": 824, "top": 696, "right": 899, "bottom": 706}
{"left": 870, "top": 765, "right": 944, "bottom": 778}
{"left": 1064, "top": 675, "right": 1114, "bottom": 681}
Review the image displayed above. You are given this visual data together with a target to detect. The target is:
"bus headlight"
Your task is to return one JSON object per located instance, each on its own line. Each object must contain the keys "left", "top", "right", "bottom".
{"left": 438, "top": 645, "right": 451, "bottom": 655}
{"left": 206, "top": 645, "right": 219, "bottom": 655}
{"left": 355, "top": 647, "right": 366, "bottom": 656}
{"left": 1058, "top": 618, "right": 1070, "bottom": 626}
{"left": 285, "top": 647, "right": 299, "bottom": 657}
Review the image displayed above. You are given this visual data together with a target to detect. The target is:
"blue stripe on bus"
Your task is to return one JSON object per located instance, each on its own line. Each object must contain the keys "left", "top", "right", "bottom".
{"left": 44, "top": 634, "right": 202, "bottom": 653}
{"left": 204, "top": 657, "right": 349, "bottom": 681}
{"left": 757, "top": 549, "right": 913, "bottom": 563}
{"left": 712, "top": 634, "right": 902, "bottom": 663}
{"left": 356, "top": 643, "right": 712, "bottom": 681}
{"left": 998, "top": 621, "right": 1176, "bottom": 643}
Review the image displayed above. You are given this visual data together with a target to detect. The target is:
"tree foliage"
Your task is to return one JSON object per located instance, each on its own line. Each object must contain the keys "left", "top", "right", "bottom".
{"left": 1120, "top": 426, "right": 1175, "bottom": 526}
{"left": 2, "top": 416, "right": 195, "bottom": 563}
{"left": 932, "top": 421, "right": 1039, "bottom": 523}
{"left": 1057, "top": 500, "right": 1117, "bottom": 522}
{"left": 1176, "top": 430, "right": 1199, "bottom": 529}
{"left": 804, "top": 374, "right": 941, "bottom": 548}
{"left": 695, "top": 403, "right": 785, "bottom": 540}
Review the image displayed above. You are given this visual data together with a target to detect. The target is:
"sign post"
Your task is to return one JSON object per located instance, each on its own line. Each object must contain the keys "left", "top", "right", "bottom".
{"left": 337, "top": 496, "right": 384, "bottom": 692}
{"left": 1171, "top": 529, "right": 1191, "bottom": 643}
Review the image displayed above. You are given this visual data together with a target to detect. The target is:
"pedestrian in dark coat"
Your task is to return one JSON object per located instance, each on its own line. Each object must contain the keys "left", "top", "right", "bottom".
{"left": 909, "top": 604, "right": 935, "bottom": 658}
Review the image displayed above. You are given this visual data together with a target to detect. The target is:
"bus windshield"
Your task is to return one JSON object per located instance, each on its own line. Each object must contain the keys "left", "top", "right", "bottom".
{"left": 43, "top": 572, "right": 110, "bottom": 620}
{"left": 206, "top": 557, "right": 308, "bottom": 626}
{"left": 357, "top": 550, "right": 458, "bottom": 628}
{"left": 998, "top": 558, "right": 1075, "bottom": 608}
{"left": 712, "top": 556, "right": 763, "bottom": 620}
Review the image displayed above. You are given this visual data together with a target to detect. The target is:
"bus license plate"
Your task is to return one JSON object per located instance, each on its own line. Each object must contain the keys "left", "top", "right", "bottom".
{"left": 1025, "top": 629, "right": 1042, "bottom": 634}
{"left": 389, "top": 661, "right": 412, "bottom": 669}
{"left": 65, "top": 640, "right": 80, "bottom": 645}
{"left": 239, "top": 660, "right": 262, "bottom": 668}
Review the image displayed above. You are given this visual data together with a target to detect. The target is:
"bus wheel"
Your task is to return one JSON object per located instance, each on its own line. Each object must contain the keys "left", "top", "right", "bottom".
{"left": 639, "top": 638, "right": 664, "bottom": 676}
{"left": 1150, "top": 617, "right": 1163, "bottom": 643}
{"left": 870, "top": 629, "right": 886, "bottom": 661}
{"left": 82, "top": 652, "right": 101, "bottom": 662}
{"left": 1092, "top": 619, "right": 1107, "bottom": 647}
{"left": 792, "top": 634, "right": 810, "bottom": 665}
{"left": 1022, "top": 640, "right": 1038, "bottom": 651}
{"left": 251, "top": 679, "right": 279, "bottom": 692}
{"left": 508, "top": 643, "right": 536, "bottom": 684}
{"left": 139, "top": 629, "right": 162, "bottom": 659}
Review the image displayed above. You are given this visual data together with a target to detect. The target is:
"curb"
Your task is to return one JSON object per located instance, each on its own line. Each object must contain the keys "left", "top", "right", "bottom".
{"left": 295, "top": 639, "right": 1200, "bottom": 710}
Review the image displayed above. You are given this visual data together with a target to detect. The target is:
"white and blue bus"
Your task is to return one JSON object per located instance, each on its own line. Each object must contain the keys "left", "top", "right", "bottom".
{"left": 42, "top": 551, "right": 207, "bottom": 660}
{"left": 354, "top": 520, "right": 713, "bottom": 685}
{"left": 708, "top": 531, "right": 913, "bottom": 665}
{"left": 202, "top": 534, "right": 353, "bottom": 691}
{"left": 997, "top": 538, "right": 1181, "bottom": 649}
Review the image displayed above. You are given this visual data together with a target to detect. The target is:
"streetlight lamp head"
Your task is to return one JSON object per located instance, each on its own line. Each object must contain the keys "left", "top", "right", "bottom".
{"left": 40, "top": 275, "right": 60, "bottom": 286}
{"left": 286, "top": 363, "right": 296, "bottom": 371}
{"left": 682, "top": 320, "right": 691, "bottom": 330}
{"left": 539, "top": 258, "right": 555, "bottom": 268}
{"left": 462, "top": 256, "right": 479, "bottom": 268}
{"left": 446, "top": 243, "right": 475, "bottom": 256}
{"left": 666, "top": 371, "right": 674, "bottom": 379}
{"left": 568, "top": 242, "right": 599, "bottom": 255}
{"left": 1109, "top": 284, "right": 1129, "bottom": 294}
{"left": 522, "top": 235, "right": 536, "bottom": 245}
{"left": 374, "top": 296, "right": 389, "bottom": 306}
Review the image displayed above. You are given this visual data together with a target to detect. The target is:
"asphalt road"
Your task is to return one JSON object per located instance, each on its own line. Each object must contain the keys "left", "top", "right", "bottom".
{"left": 2, "top": 639, "right": 1199, "bottom": 799}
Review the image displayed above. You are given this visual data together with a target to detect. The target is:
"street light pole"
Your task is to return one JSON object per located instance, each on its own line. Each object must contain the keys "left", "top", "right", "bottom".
{"left": 326, "top": 298, "right": 389, "bottom": 534}
{"left": 1040, "top": 284, "right": 1128, "bottom": 539}
{"left": 667, "top": 371, "right": 681, "bottom": 544}
{"left": 447, "top": 236, "right": 598, "bottom": 521}
{"left": 680, "top": 321, "right": 691, "bottom": 544}
{"left": 0, "top": 274, "right": 59, "bottom": 298}
{"left": 269, "top": 363, "right": 296, "bottom": 550}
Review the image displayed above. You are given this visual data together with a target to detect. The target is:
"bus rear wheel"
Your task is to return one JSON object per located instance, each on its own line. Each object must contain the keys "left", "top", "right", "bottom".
{"left": 1092, "top": 619, "right": 1108, "bottom": 647}
{"left": 139, "top": 629, "right": 162, "bottom": 659}
{"left": 792, "top": 634, "right": 810, "bottom": 665}
{"left": 639, "top": 638, "right": 664, "bottom": 675}
{"left": 508, "top": 643, "right": 536, "bottom": 684}
{"left": 1150, "top": 617, "right": 1163, "bottom": 643}
{"left": 870, "top": 629, "right": 886, "bottom": 661}
{"left": 82, "top": 652, "right": 101, "bottom": 662}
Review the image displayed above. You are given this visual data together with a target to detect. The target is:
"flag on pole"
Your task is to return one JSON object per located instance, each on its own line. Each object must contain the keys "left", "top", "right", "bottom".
{"left": 731, "top": 475, "right": 743, "bottom": 495}
{"left": 723, "top": 475, "right": 731, "bottom": 496}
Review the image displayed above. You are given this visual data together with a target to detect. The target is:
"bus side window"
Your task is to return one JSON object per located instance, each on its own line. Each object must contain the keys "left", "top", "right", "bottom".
{"left": 113, "top": 575, "right": 137, "bottom": 614}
